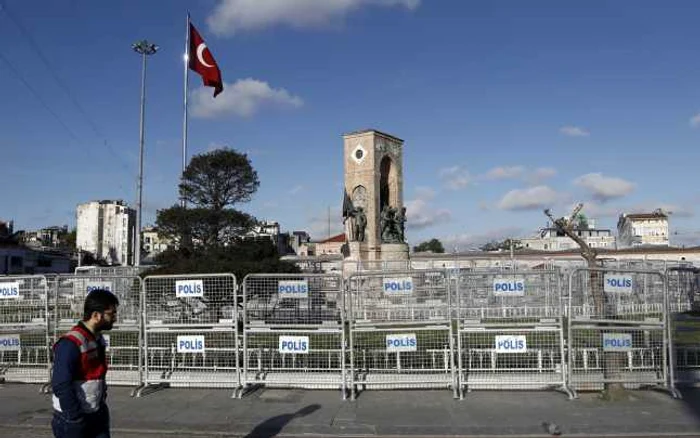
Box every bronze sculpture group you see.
[343,204,406,244]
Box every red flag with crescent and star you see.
[189,23,223,97]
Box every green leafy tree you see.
[156,149,260,248]
[574,212,589,230]
[479,238,523,252]
[180,148,260,210]
[413,238,445,253]
[151,148,298,278]
[63,228,77,249]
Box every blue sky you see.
[2,0,700,249]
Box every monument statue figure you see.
[343,208,357,241]
[396,206,407,242]
[342,190,357,241]
[379,205,408,243]
[354,207,367,242]
[380,205,401,243]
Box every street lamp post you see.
[132,40,158,267]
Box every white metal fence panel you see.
[0,276,50,385]
[347,270,455,399]
[241,273,345,398]
[666,266,700,386]
[53,274,142,387]
[568,268,678,397]
[454,270,570,398]
[139,274,238,396]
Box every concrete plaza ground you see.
[1,384,699,437]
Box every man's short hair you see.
[83,289,120,320]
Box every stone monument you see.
[342,129,409,265]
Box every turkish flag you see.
[189,23,223,97]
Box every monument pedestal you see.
[381,243,410,269]
[380,243,410,260]
[344,241,409,273]
[343,241,385,275]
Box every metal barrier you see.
[568,268,679,397]
[0,275,50,385]
[137,274,238,397]
[240,273,345,398]
[347,270,456,399]
[454,270,571,398]
[53,274,143,387]
[666,266,700,386]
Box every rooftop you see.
[623,212,669,220]
[343,129,404,143]
[318,233,346,244]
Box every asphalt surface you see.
[1,383,699,437]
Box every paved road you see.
[5,428,700,438]
[2,384,700,437]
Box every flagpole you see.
[181,12,190,208]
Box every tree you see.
[156,206,255,249]
[544,204,625,398]
[157,149,260,248]
[180,148,259,210]
[413,238,445,253]
[152,239,300,280]
[574,212,589,230]
[479,238,523,252]
[151,148,299,279]
[63,228,77,250]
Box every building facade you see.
[313,233,346,256]
[521,226,616,251]
[0,246,71,275]
[141,227,171,260]
[22,225,69,249]
[77,200,136,266]
[617,211,669,248]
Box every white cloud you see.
[690,113,700,128]
[413,186,437,200]
[527,167,557,184]
[498,185,560,211]
[574,173,635,202]
[190,78,303,118]
[477,165,557,185]
[439,165,471,190]
[574,202,620,219]
[484,166,525,180]
[405,198,451,230]
[559,125,590,137]
[208,0,420,35]
[404,187,450,231]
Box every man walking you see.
[51,289,119,438]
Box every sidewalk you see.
[1,384,699,437]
